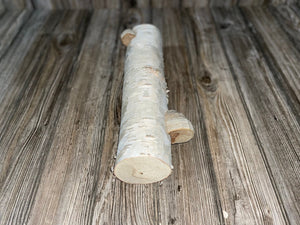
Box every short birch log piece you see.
[120,29,136,46]
[165,110,194,144]
[114,24,194,184]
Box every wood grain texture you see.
[185,7,288,224]
[242,6,300,121]
[0,10,92,225]
[211,6,300,224]
[0,6,299,225]
[154,8,223,225]
[0,10,31,59]
[268,4,300,53]
[0,0,297,9]
[26,10,118,225]
[0,10,32,103]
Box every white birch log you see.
[115,24,172,184]
[115,24,194,184]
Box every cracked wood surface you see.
[0,6,299,225]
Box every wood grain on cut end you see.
[169,129,194,144]
[120,29,136,46]
[114,156,172,184]
[165,110,194,144]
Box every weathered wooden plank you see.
[238,0,258,6]
[0,10,53,125]
[31,0,129,9]
[0,12,58,192]
[209,0,238,8]
[92,0,121,8]
[2,0,32,10]
[24,10,123,225]
[32,0,78,10]
[0,10,31,59]
[271,0,295,5]
[183,7,288,225]
[269,4,300,53]
[154,9,223,225]
[289,2,300,18]
[211,7,300,224]
[0,10,62,224]
[241,7,300,122]
[0,10,91,225]
[182,0,208,7]
[0,2,5,14]
[149,0,180,8]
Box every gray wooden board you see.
[211,6,300,224]
[186,7,289,225]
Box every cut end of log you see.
[165,110,194,144]
[120,29,136,46]
[169,129,194,144]
[114,156,172,184]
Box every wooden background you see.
[0,0,300,224]
[0,0,298,10]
